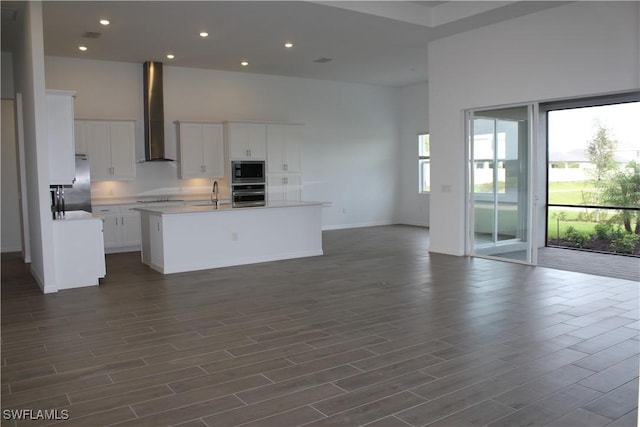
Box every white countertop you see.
[134,201,329,215]
[93,195,214,206]
[52,210,102,221]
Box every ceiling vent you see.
[82,31,102,39]
[313,57,333,63]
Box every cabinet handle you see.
[157,222,160,232]
[121,217,124,225]
[283,163,288,171]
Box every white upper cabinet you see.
[266,124,301,174]
[47,90,76,185]
[225,122,267,160]
[178,121,224,178]
[78,119,136,181]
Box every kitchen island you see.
[135,201,325,274]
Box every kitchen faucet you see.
[211,180,219,209]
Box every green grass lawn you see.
[548,181,597,205]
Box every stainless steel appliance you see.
[231,184,266,208]
[231,160,265,184]
[51,155,92,217]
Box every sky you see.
[548,102,640,162]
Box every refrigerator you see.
[62,154,92,213]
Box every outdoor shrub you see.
[594,222,626,241]
[612,233,639,254]
[564,226,590,248]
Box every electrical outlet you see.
[342,208,347,214]
[231,232,238,241]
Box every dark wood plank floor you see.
[1,225,638,426]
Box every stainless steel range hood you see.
[143,61,173,161]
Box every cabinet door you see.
[202,123,224,177]
[149,215,164,270]
[267,175,285,202]
[228,123,266,159]
[266,125,285,173]
[284,174,302,201]
[86,121,112,181]
[94,206,119,249]
[74,121,87,155]
[267,124,301,173]
[101,215,120,249]
[246,124,267,159]
[179,123,205,178]
[120,210,142,247]
[283,125,302,173]
[48,92,76,185]
[228,123,250,159]
[109,121,136,180]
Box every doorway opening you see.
[543,94,640,257]
[467,104,535,264]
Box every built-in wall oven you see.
[231,160,266,207]
[231,184,266,207]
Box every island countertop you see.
[134,200,329,215]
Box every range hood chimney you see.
[143,61,172,161]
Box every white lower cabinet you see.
[95,204,142,252]
[267,174,301,202]
[52,216,105,290]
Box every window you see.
[418,133,430,193]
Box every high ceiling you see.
[2,1,564,87]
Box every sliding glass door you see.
[467,105,535,264]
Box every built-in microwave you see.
[231,160,265,184]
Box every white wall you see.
[396,81,429,227]
[428,1,640,256]
[1,99,22,252]
[44,57,401,229]
[13,2,58,292]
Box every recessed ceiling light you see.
[284,42,294,48]
[241,61,249,67]
[166,54,175,59]
[99,19,110,26]
[78,45,88,51]
[199,31,209,38]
